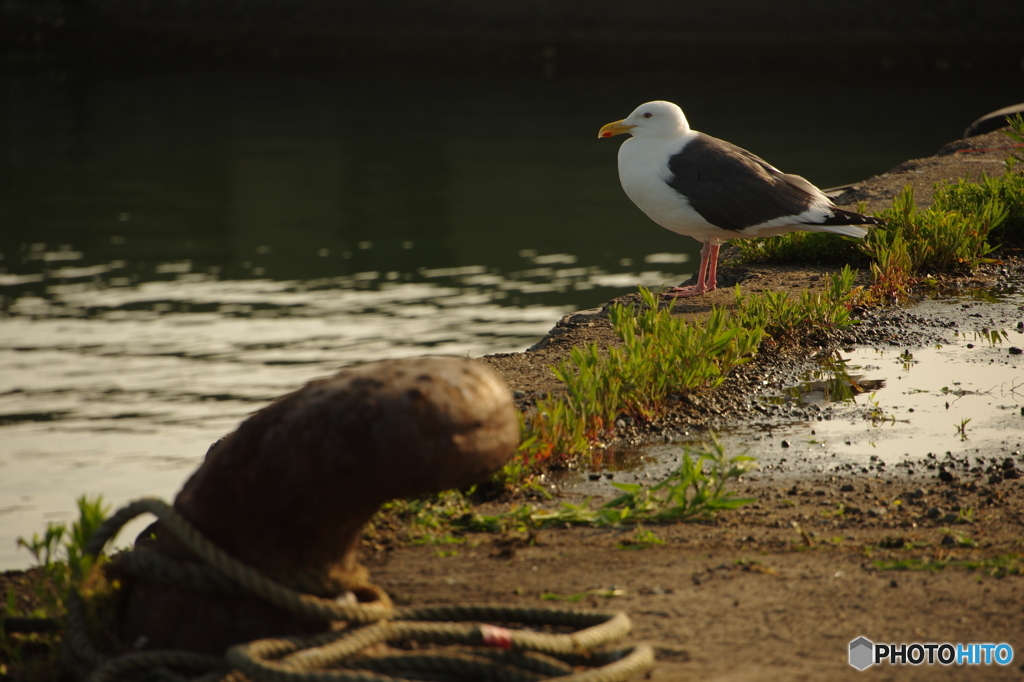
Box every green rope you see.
[67,498,655,682]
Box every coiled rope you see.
[64,498,655,682]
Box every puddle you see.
[561,293,1024,498]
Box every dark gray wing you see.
[665,134,817,231]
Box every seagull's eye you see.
[642,112,653,119]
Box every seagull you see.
[598,100,883,297]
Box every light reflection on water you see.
[0,260,696,567]
[747,321,1024,471]
[563,295,1024,497]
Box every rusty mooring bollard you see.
[116,356,519,653]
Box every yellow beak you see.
[598,120,635,139]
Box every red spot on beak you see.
[601,131,612,138]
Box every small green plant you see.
[13,495,110,617]
[943,528,977,545]
[737,165,1023,295]
[732,266,858,344]
[873,557,948,572]
[616,524,665,550]
[1004,113,1024,143]
[862,185,1004,277]
[955,417,971,440]
[15,525,66,570]
[934,158,1023,246]
[730,229,866,265]
[599,437,755,523]
[867,229,914,301]
[962,553,1024,578]
[1001,113,1024,162]
[515,272,861,470]
[366,489,476,545]
[864,392,894,425]
[518,287,763,466]
[374,438,755,547]
[5,496,111,681]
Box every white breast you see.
[617,135,739,244]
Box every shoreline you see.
[4,127,1024,682]
[480,127,1020,460]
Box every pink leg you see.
[662,241,721,298]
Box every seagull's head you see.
[598,101,691,140]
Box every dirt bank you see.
[373,129,1024,680]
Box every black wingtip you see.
[821,209,886,227]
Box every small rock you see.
[781,440,791,448]
[926,507,942,519]
[512,390,526,399]
[867,507,886,518]
[938,467,956,483]
[909,488,925,499]
[588,473,601,481]
[941,513,959,523]
[941,535,956,546]
[839,484,855,492]
[1010,347,1023,355]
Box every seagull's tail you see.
[805,208,885,239]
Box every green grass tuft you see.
[731,229,865,265]
[517,286,764,466]
[864,184,1005,274]
[931,159,1024,247]
[735,161,1024,299]
[513,269,858,469]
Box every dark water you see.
[4,68,1020,311]
[1,64,1021,567]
